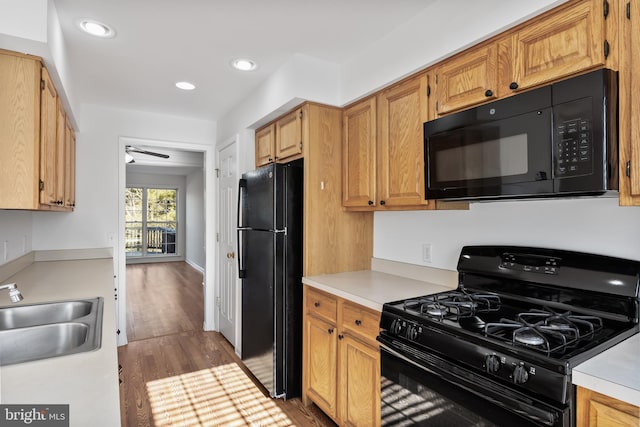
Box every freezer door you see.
[240,228,276,396]
[239,164,278,230]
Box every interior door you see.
[217,142,237,345]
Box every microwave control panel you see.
[555,118,592,177]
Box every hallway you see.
[118,262,333,426]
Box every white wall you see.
[375,198,640,271]
[0,211,33,264]
[32,104,215,275]
[186,168,205,270]
[340,0,566,103]
[126,171,187,262]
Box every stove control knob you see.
[513,363,529,385]
[390,319,403,335]
[407,324,420,341]
[485,354,501,374]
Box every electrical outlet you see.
[422,243,432,263]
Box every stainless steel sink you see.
[0,298,103,366]
[0,300,93,330]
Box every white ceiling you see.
[53,0,436,121]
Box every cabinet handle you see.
[314,301,320,307]
[509,82,519,90]
[338,334,344,340]
[485,89,493,97]
[380,200,386,206]
[328,328,334,334]
[368,200,373,206]
[355,319,362,326]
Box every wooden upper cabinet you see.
[435,43,498,115]
[509,0,605,92]
[275,108,303,161]
[618,0,640,206]
[342,97,377,208]
[0,50,41,209]
[255,123,275,167]
[0,49,76,211]
[254,108,304,168]
[377,73,430,208]
[39,66,59,208]
[64,118,76,208]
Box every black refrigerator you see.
[237,159,303,399]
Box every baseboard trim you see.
[185,259,205,273]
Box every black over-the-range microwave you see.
[424,68,618,201]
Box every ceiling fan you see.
[125,145,170,163]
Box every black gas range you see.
[378,246,640,427]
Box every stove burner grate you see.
[484,308,603,355]
[403,291,501,322]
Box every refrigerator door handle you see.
[237,178,247,278]
[237,228,246,278]
[237,178,247,229]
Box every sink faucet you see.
[0,283,23,303]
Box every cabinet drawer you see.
[341,302,380,343]
[306,288,337,323]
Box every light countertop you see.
[302,259,458,312]
[0,255,120,427]
[573,334,640,407]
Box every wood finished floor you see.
[120,262,335,427]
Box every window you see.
[126,187,178,258]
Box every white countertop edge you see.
[573,370,640,407]
[302,276,384,312]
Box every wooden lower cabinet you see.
[339,334,380,426]
[304,315,338,419]
[302,285,381,427]
[577,387,640,427]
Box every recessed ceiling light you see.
[231,59,257,71]
[176,81,196,91]
[78,19,116,38]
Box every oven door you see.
[379,342,570,427]
[425,108,553,200]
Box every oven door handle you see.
[378,340,561,427]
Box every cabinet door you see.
[339,335,380,427]
[0,51,40,209]
[342,97,377,208]
[64,119,76,209]
[304,315,338,419]
[275,108,303,161]
[435,43,498,115]
[39,66,59,207]
[510,0,605,92]
[377,73,430,207]
[619,0,640,205]
[54,99,66,207]
[577,387,640,427]
[255,123,275,167]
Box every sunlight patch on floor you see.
[146,363,294,426]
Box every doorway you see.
[117,136,216,346]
